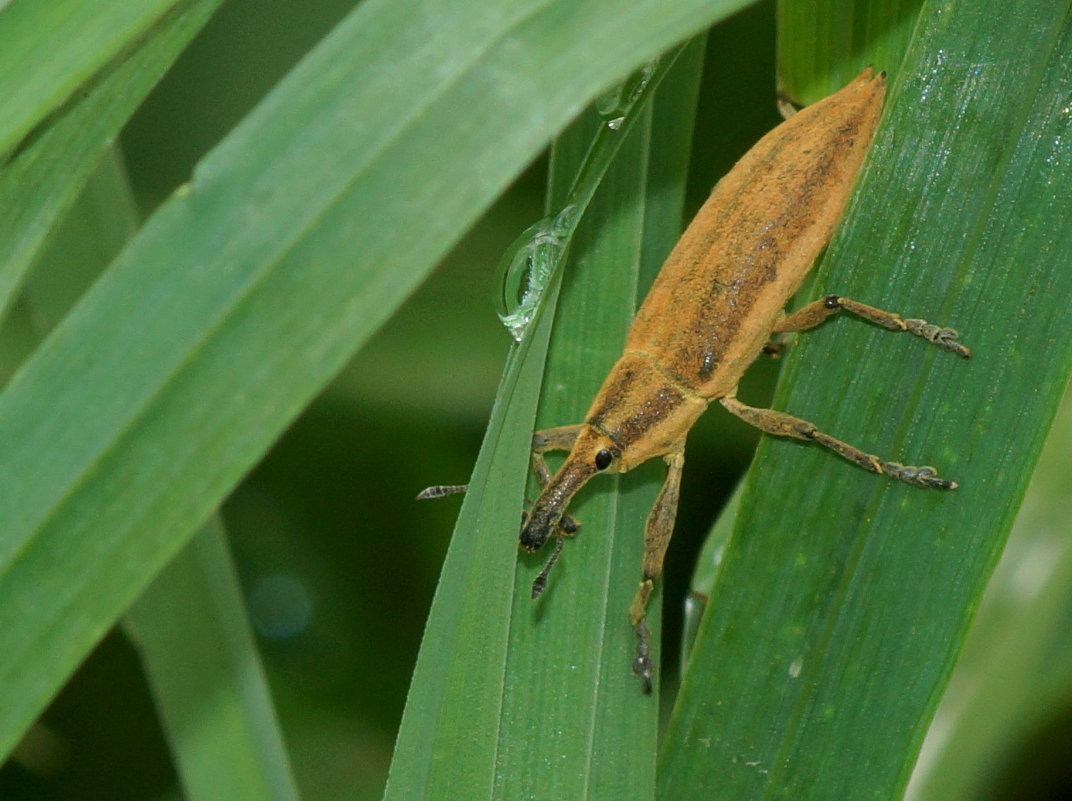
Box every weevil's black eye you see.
[594,449,613,471]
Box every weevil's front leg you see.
[629,449,685,694]
[530,425,582,488]
[775,295,972,358]
[720,395,957,489]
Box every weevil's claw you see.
[884,462,958,490]
[904,320,972,359]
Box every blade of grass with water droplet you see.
[0,0,753,765]
[660,2,1072,799]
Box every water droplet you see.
[496,206,577,341]
[595,57,661,124]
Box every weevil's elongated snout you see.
[519,457,598,552]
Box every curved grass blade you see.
[0,0,226,326]
[386,36,708,801]
[19,149,301,801]
[906,386,1072,800]
[0,0,754,765]
[126,519,302,801]
[0,0,198,158]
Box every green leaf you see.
[385,37,708,801]
[906,386,1072,800]
[126,519,301,801]
[0,0,754,765]
[0,0,199,158]
[18,149,300,801]
[660,1,1072,800]
[776,0,921,101]
[0,0,226,322]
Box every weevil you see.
[424,68,971,693]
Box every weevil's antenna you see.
[415,484,468,500]
[531,537,565,599]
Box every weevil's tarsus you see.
[720,396,958,489]
[776,295,973,359]
[416,484,468,500]
[531,537,565,599]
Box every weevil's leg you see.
[762,332,791,358]
[720,395,958,489]
[530,425,584,535]
[775,295,971,358]
[776,94,799,121]
[416,484,468,500]
[629,449,685,694]
[530,425,583,487]
[531,537,565,599]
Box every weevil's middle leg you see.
[720,395,957,489]
[629,449,685,694]
[775,295,972,358]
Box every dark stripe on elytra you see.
[586,371,687,449]
[688,118,863,382]
[699,117,862,310]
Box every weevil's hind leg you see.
[720,395,958,489]
[775,295,972,358]
[530,425,584,535]
[629,449,685,694]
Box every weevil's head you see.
[519,424,622,553]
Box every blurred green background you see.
[1,0,1070,799]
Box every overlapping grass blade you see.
[660,1,1072,799]
[0,0,200,157]
[0,0,226,323]
[126,520,302,801]
[20,149,300,801]
[385,37,708,801]
[906,387,1072,800]
[0,0,752,765]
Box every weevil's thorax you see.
[583,352,707,470]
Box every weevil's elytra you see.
[512,67,973,694]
